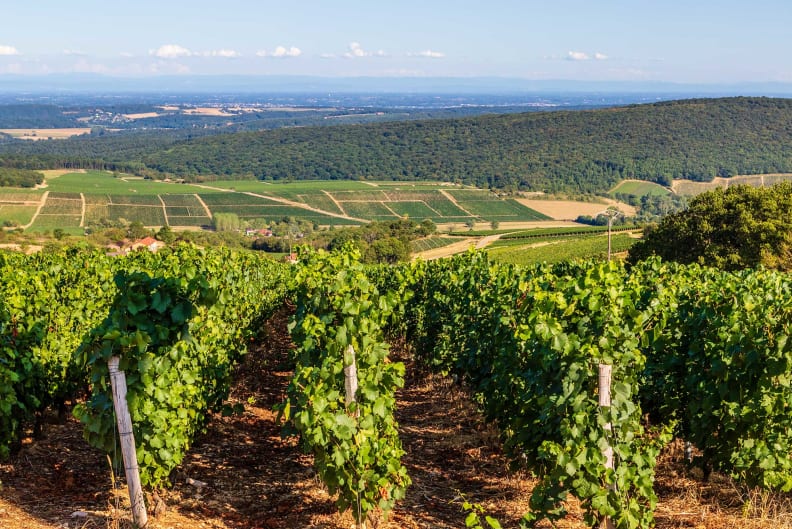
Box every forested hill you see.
[4,97,792,193]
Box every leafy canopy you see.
[628,183,792,270]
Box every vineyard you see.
[1,245,791,528]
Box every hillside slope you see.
[3,97,792,193]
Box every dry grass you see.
[122,112,161,120]
[515,198,637,220]
[182,108,235,117]
[0,129,92,140]
[40,169,87,178]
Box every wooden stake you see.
[343,345,365,528]
[599,364,615,529]
[344,345,359,413]
[108,356,148,528]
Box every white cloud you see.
[150,45,241,59]
[595,52,608,60]
[62,49,87,56]
[150,44,192,59]
[257,46,302,58]
[120,52,135,58]
[344,42,385,58]
[408,49,445,59]
[567,51,590,61]
[0,45,20,56]
[202,49,241,58]
[273,46,301,58]
[320,53,337,59]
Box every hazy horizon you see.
[3,73,792,98]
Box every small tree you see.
[127,221,148,240]
[213,213,241,232]
[628,183,792,271]
[156,225,176,244]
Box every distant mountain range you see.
[3,73,792,97]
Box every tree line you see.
[1,97,792,193]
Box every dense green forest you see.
[0,168,43,188]
[2,97,792,193]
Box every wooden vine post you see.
[344,344,359,413]
[108,356,148,528]
[599,364,615,529]
[343,345,365,528]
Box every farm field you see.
[0,128,92,140]
[0,172,556,229]
[515,197,637,219]
[410,236,461,253]
[0,205,38,226]
[487,232,639,264]
[610,179,672,196]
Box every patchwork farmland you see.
[0,171,552,230]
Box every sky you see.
[1,0,791,84]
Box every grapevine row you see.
[0,245,288,486]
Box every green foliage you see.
[4,97,792,193]
[125,97,792,192]
[74,246,288,487]
[403,252,671,528]
[0,244,287,484]
[488,233,638,265]
[0,168,44,188]
[462,501,503,529]
[636,260,792,491]
[0,248,117,456]
[279,245,410,523]
[212,212,242,232]
[629,183,792,270]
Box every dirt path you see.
[381,201,401,217]
[158,195,169,226]
[413,238,477,260]
[79,193,86,227]
[194,193,213,219]
[241,191,368,223]
[21,191,49,229]
[322,190,347,216]
[476,233,503,249]
[185,183,368,224]
[0,308,785,529]
[439,189,475,216]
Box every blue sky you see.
[0,0,790,83]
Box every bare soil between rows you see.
[0,308,788,528]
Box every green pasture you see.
[0,205,37,225]
[44,171,168,195]
[610,180,671,197]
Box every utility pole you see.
[601,208,623,261]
